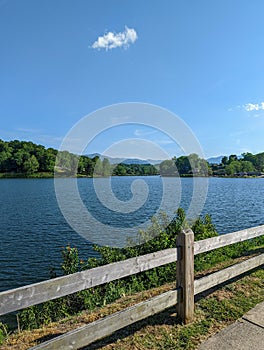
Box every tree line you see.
[78,155,158,177]
[0,139,57,175]
[159,152,264,177]
[211,152,264,176]
[1,139,264,177]
[0,139,158,177]
[159,154,210,176]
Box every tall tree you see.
[23,155,39,174]
[102,158,111,177]
[159,159,177,176]
[221,156,228,165]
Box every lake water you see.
[1,176,264,292]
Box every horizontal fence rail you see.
[194,224,264,255]
[0,224,263,350]
[194,253,264,295]
[0,248,177,316]
[1,225,263,316]
[30,290,178,350]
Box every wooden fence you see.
[0,225,264,349]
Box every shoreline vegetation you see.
[0,208,263,348]
[0,139,263,178]
[1,139,264,178]
[1,172,264,179]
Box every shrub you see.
[17,208,263,330]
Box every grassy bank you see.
[1,256,263,349]
[0,172,54,178]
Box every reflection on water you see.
[0,177,264,291]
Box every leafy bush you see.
[17,208,264,330]
[0,322,8,345]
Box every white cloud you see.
[92,26,138,50]
[243,102,264,112]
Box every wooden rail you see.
[0,225,263,349]
[30,290,178,350]
[194,224,264,255]
[0,248,177,316]
[194,253,264,295]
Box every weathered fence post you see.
[176,229,194,324]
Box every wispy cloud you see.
[13,127,63,148]
[91,26,138,51]
[16,127,42,134]
[134,129,157,137]
[229,102,264,116]
[243,102,264,112]
[133,129,174,145]
[156,139,174,145]
[103,139,169,160]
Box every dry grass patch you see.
[1,256,263,350]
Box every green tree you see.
[228,154,238,164]
[102,158,111,177]
[221,156,228,165]
[255,152,264,171]
[159,159,177,176]
[240,160,255,172]
[23,155,39,174]
[33,145,46,171]
[56,151,72,172]
[93,158,103,176]
[113,164,127,176]
[77,156,94,176]
[197,158,210,176]
[0,140,12,172]
[225,160,241,175]
[242,152,255,164]
[78,156,86,174]
[44,148,57,172]
[175,156,191,175]
[14,149,30,172]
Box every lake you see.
[1,176,264,292]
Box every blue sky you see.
[1,0,264,159]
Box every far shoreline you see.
[1,172,264,179]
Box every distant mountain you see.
[87,153,235,165]
[207,155,225,164]
[86,153,164,165]
[87,153,102,159]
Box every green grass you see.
[0,172,54,178]
[1,264,263,349]
[85,268,264,350]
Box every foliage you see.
[160,154,210,176]
[0,139,57,176]
[159,159,178,176]
[0,139,158,177]
[17,208,264,330]
[0,322,8,345]
[212,151,264,176]
[2,138,264,177]
[112,163,158,176]
[159,151,264,177]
